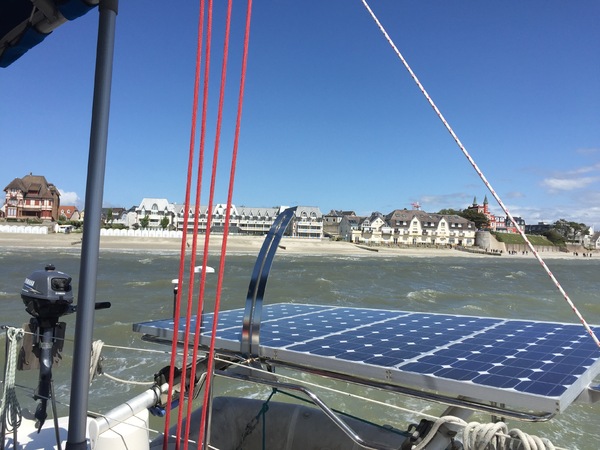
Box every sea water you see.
[1,247,599,448]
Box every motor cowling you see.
[21,264,74,319]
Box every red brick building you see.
[3,173,60,221]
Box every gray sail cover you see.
[0,0,98,68]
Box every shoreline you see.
[0,232,591,260]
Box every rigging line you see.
[182,0,215,437]
[164,1,208,449]
[199,1,253,449]
[361,0,600,348]
[185,0,233,446]
[175,0,215,448]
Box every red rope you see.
[174,0,214,448]
[162,1,206,449]
[196,0,253,448]
[182,0,229,445]
[162,0,253,447]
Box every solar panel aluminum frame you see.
[133,303,600,416]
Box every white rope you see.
[462,421,509,449]
[90,340,154,386]
[411,416,559,450]
[1,327,25,432]
[90,340,104,382]
[102,372,154,387]
[360,0,600,348]
[409,415,557,450]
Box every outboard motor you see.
[21,264,74,432]
[22,264,74,321]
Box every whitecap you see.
[505,270,527,279]
[316,277,332,283]
[125,281,152,287]
[406,289,442,302]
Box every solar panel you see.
[133,303,600,414]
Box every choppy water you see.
[1,247,599,448]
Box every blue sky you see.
[1,1,599,228]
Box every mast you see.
[65,1,118,448]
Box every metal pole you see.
[66,1,118,448]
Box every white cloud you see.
[59,190,82,207]
[541,176,598,192]
[504,191,524,199]
[576,148,600,156]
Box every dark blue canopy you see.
[0,0,98,67]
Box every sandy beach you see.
[0,231,589,260]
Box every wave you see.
[125,280,152,287]
[316,277,332,284]
[138,258,154,264]
[406,289,442,302]
[505,270,527,279]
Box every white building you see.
[292,206,323,239]
[351,209,476,246]
[136,198,176,229]
[137,200,323,238]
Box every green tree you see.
[437,208,462,216]
[459,209,489,229]
[543,229,566,246]
[139,215,150,229]
[553,219,589,242]
[107,208,113,224]
[160,216,170,230]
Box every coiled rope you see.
[1,327,25,433]
[410,416,556,450]
[361,0,600,348]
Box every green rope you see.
[261,388,277,450]
[236,388,278,450]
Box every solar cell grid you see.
[133,303,600,414]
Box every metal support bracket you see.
[240,207,297,356]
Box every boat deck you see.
[133,303,600,415]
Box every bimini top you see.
[0,0,98,68]
[134,303,600,417]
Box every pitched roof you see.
[4,174,59,199]
[59,205,79,219]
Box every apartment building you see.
[142,200,323,238]
[345,209,476,246]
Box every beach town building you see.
[525,222,553,235]
[59,205,81,221]
[101,207,127,225]
[342,209,476,247]
[291,206,323,239]
[323,210,356,238]
[140,199,323,238]
[385,209,476,247]
[589,231,600,250]
[467,195,497,231]
[136,198,176,230]
[496,216,526,234]
[3,173,60,221]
